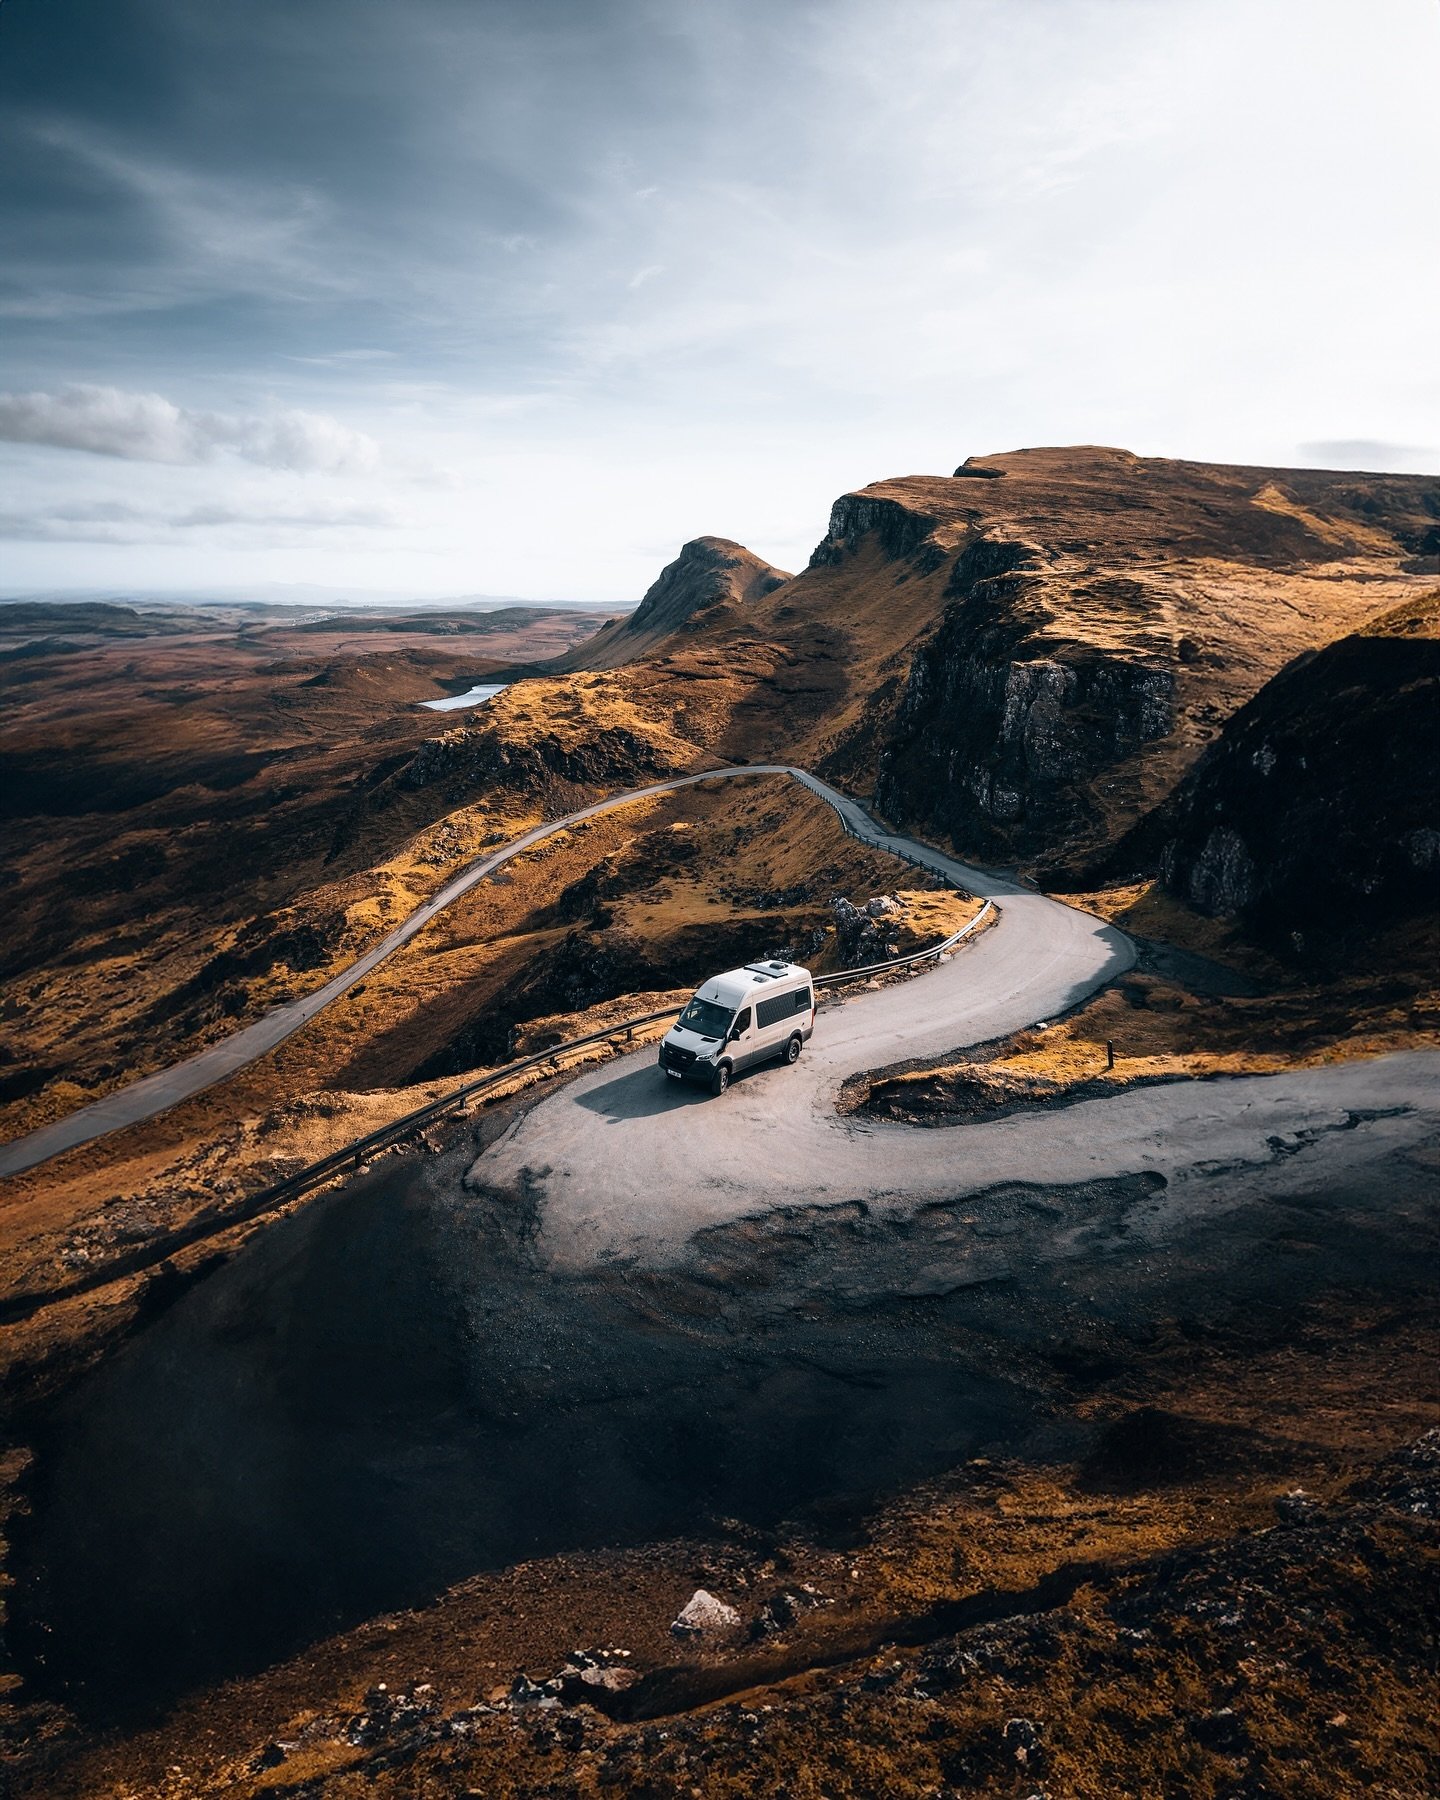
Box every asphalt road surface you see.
[0,763,971,1177]
[470,893,1439,1271]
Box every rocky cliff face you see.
[551,536,790,671]
[1149,591,1440,961]
[810,493,949,571]
[774,449,1439,869]
[406,449,1437,876]
[865,533,1175,859]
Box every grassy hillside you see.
[539,447,1436,871]
[547,536,790,671]
[4,448,1433,1144]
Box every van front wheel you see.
[710,1062,731,1096]
[785,1034,803,1065]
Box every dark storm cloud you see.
[0,0,731,376]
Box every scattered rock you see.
[671,1588,742,1636]
[341,1680,439,1746]
[555,1647,638,1699]
[1004,1716,1042,1762]
[861,1659,906,1692]
[507,1672,562,1710]
[1274,1486,1320,1524]
[750,1583,831,1638]
[832,894,910,965]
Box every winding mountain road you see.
[6,761,1437,1264]
[0,763,1102,1178]
[470,864,1438,1272]
[22,775,1439,1710]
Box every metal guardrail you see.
[816,898,993,985]
[0,797,993,1328]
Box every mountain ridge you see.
[541,446,1438,872]
[548,534,791,672]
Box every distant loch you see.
[421,682,508,712]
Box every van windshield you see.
[677,997,733,1039]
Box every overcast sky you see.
[2,0,1437,601]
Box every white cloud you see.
[0,496,399,542]
[4,0,1438,599]
[0,385,380,472]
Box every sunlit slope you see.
[548,535,791,671]
[565,447,1437,871]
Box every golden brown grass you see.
[1068,879,1285,978]
[0,792,544,1143]
[0,777,956,1321]
[18,1309,1435,1800]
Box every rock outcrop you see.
[810,493,947,569]
[871,533,1175,859]
[1150,590,1440,960]
[767,448,1438,868]
[670,1588,742,1637]
[551,536,791,671]
[831,893,902,964]
[400,720,669,799]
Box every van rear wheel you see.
[785,1034,803,1065]
[710,1062,731,1096]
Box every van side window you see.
[733,1007,752,1033]
[794,987,812,1012]
[756,993,794,1029]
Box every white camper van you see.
[659,961,815,1095]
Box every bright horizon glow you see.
[2,0,1437,602]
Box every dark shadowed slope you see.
[1145,588,1440,960]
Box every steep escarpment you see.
[721,447,1438,868]
[868,533,1175,861]
[550,536,791,671]
[399,449,1434,876]
[1148,590,1440,963]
